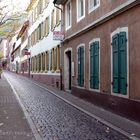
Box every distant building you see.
[18,21,30,76]
[10,34,21,73]
[27,0,62,88]
[0,39,10,69]
[53,0,140,122]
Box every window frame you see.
[77,44,85,88]
[76,0,85,22]
[65,0,72,30]
[88,0,100,13]
[111,27,129,98]
[89,38,100,92]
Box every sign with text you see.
[53,31,64,41]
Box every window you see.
[31,12,34,24]
[38,0,42,14]
[42,53,45,71]
[47,51,50,70]
[56,8,60,26]
[37,27,39,41]
[65,0,71,30]
[51,9,55,30]
[90,41,100,90]
[36,56,38,71]
[77,0,85,22]
[88,0,100,13]
[39,24,41,40]
[45,51,48,71]
[45,17,49,35]
[112,32,127,95]
[35,29,37,44]
[77,46,84,87]
[36,6,38,19]
[39,54,41,71]
[41,22,44,38]
[54,48,56,71]
[45,0,49,7]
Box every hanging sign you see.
[53,31,64,41]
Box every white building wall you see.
[28,0,61,57]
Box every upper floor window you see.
[77,0,85,22]
[65,0,71,30]
[45,0,49,7]
[51,9,55,31]
[88,0,100,13]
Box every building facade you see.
[9,20,28,74]
[10,35,22,73]
[0,38,12,69]
[27,0,62,88]
[54,0,140,122]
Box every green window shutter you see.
[90,42,99,89]
[81,47,84,87]
[112,34,119,93]
[77,47,84,87]
[90,44,94,88]
[78,48,81,86]
[119,32,127,95]
[94,41,99,89]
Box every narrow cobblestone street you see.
[2,71,132,140]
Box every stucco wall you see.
[62,5,140,100]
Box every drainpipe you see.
[53,1,63,12]
[54,4,63,12]
[53,2,63,90]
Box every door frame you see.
[111,27,129,98]
[64,48,72,90]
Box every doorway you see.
[64,50,72,90]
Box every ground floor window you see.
[77,46,84,87]
[31,45,61,73]
[90,41,99,90]
[112,32,127,95]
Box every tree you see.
[0,2,28,39]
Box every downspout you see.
[53,3,63,12]
[53,2,63,90]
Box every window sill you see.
[77,15,85,23]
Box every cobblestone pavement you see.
[4,72,131,140]
[0,73,35,140]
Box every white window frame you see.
[111,27,129,98]
[77,0,85,22]
[88,0,100,13]
[65,0,72,30]
[89,38,100,92]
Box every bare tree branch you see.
[0,11,10,25]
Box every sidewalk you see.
[0,73,35,140]
[30,77,140,140]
